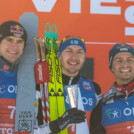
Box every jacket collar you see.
[0,56,18,72]
[102,80,134,104]
[62,73,80,85]
[114,80,134,96]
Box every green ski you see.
[51,24,68,134]
[45,23,58,122]
[45,23,68,134]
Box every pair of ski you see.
[34,23,68,134]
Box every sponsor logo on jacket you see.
[106,107,134,119]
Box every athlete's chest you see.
[0,70,17,99]
[63,80,96,111]
[102,95,134,127]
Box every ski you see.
[45,23,68,134]
[34,38,50,124]
[51,24,68,134]
[15,12,38,134]
[45,23,59,122]
[33,23,68,134]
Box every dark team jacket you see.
[90,80,134,134]
[38,73,102,132]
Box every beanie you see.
[109,43,134,70]
[58,35,86,57]
[0,20,27,44]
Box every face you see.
[111,52,134,85]
[0,36,25,64]
[59,45,86,77]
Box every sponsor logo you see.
[70,39,79,45]
[3,65,9,71]
[10,25,24,37]
[18,119,32,132]
[66,96,93,106]
[8,85,17,93]
[37,64,43,81]
[0,85,17,94]
[106,108,121,119]
[83,81,91,90]
[18,111,33,132]
[0,85,5,93]
[106,107,134,120]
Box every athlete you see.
[0,20,27,134]
[90,43,134,134]
[0,21,86,134]
[35,35,102,134]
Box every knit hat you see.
[58,35,86,57]
[109,43,134,70]
[0,20,27,44]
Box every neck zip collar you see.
[62,73,80,85]
[114,80,134,97]
[0,56,18,72]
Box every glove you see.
[49,108,86,134]
[34,125,51,134]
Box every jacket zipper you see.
[124,86,129,105]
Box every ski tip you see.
[52,24,57,35]
[45,23,51,34]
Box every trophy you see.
[65,85,79,108]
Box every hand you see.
[49,108,86,133]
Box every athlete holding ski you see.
[0,20,27,134]
[35,35,103,134]
[0,21,86,134]
[58,35,102,134]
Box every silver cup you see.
[65,85,78,108]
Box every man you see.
[0,21,86,134]
[0,20,27,134]
[90,43,134,134]
[35,35,102,134]
[58,35,102,134]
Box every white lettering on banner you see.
[90,0,121,14]
[32,0,134,36]
[125,27,134,36]
[65,96,93,106]
[125,6,134,36]
[70,0,81,13]
[124,108,134,116]
[8,85,17,93]
[32,0,121,14]
[107,107,134,120]
[0,128,13,134]
[32,0,57,12]
[82,97,93,106]
[125,6,134,24]
[8,106,16,119]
